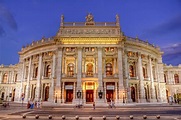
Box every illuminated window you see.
[91,47,95,52]
[129,65,135,77]
[86,63,93,76]
[106,63,113,76]
[174,74,179,83]
[2,73,8,83]
[67,63,74,77]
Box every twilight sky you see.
[0,0,181,66]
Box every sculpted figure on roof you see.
[86,13,94,22]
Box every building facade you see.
[0,14,180,105]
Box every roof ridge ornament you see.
[85,13,95,25]
[116,14,120,26]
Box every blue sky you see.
[0,0,181,66]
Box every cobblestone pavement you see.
[0,102,181,120]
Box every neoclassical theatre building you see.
[0,14,181,105]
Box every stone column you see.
[19,61,25,101]
[36,53,43,101]
[56,47,63,103]
[98,47,103,91]
[73,47,82,104]
[124,50,131,102]
[49,53,56,102]
[77,47,82,91]
[74,57,77,77]
[62,82,65,103]
[117,47,125,104]
[104,82,107,102]
[115,82,118,101]
[73,82,76,99]
[148,56,156,102]
[113,58,116,75]
[25,57,32,101]
[137,52,146,103]
[95,47,104,104]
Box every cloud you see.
[161,43,181,65]
[0,3,18,36]
[142,15,181,38]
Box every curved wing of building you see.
[0,14,181,105]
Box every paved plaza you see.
[0,102,181,120]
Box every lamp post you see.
[55,92,57,103]
[98,90,103,99]
[77,90,81,106]
[123,91,125,103]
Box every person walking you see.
[93,102,95,110]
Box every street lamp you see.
[123,91,125,103]
[55,92,57,103]
[98,90,103,99]
[77,90,81,107]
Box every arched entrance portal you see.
[131,86,136,102]
[86,90,94,102]
[45,86,49,101]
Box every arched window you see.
[164,74,167,83]
[67,63,74,77]
[129,65,135,77]
[2,73,8,83]
[174,74,179,83]
[106,63,113,76]
[86,63,93,76]
[142,67,146,78]
[45,65,51,77]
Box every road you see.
[1,103,181,120]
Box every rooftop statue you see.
[85,13,94,22]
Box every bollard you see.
[48,115,52,119]
[130,115,134,119]
[35,115,39,119]
[103,115,106,120]
[116,115,120,120]
[156,115,160,119]
[22,114,26,119]
[62,115,66,120]
[143,115,147,119]
[89,116,93,120]
[75,115,79,120]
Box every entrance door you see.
[106,90,113,102]
[66,90,73,102]
[131,86,136,102]
[86,90,94,102]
